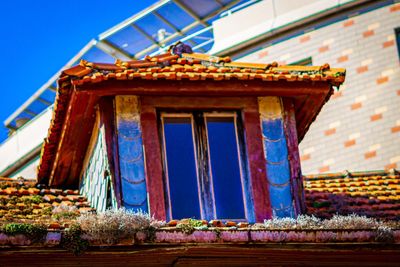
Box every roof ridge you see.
[304,169,399,180]
[60,43,345,86]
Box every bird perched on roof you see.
[169,41,193,57]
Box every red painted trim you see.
[295,85,332,142]
[78,80,329,97]
[50,92,99,187]
[99,97,122,208]
[140,103,167,220]
[243,108,272,221]
[283,98,306,215]
[141,96,271,222]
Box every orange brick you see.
[343,20,354,27]
[301,154,311,161]
[391,125,400,133]
[356,65,368,74]
[385,163,397,170]
[376,76,389,85]
[331,91,343,99]
[299,35,311,43]
[363,30,374,38]
[397,90,400,96]
[370,113,383,121]
[351,102,362,110]
[319,166,330,173]
[389,5,400,12]
[344,139,356,147]
[318,45,329,53]
[258,50,268,59]
[364,151,377,159]
[337,55,349,63]
[383,40,395,48]
[324,128,336,136]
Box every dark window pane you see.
[206,116,245,219]
[163,117,201,219]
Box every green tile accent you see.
[80,126,117,212]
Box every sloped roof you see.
[0,177,93,225]
[304,170,400,220]
[62,51,345,86]
[37,45,345,185]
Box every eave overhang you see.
[37,50,345,187]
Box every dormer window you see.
[160,111,250,221]
[38,47,345,223]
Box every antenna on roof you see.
[157,29,172,48]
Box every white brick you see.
[279,53,291,61]
[387,34,395,41]
[381,69,394,76]
[361,58,373,66]
[349,132,361,139]
[303,147,315,154]
[390,156,400,164]
[375,106,388,113]
[323,158,335,165]
[323,38,335,45]
[329,121,341,128]
[369,144,381,151]
[355,95,367,102]
[367,22,380,30]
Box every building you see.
[1,49,400,266]
[1,0,399,179]
[35,47,344,221]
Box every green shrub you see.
[176,219,206,234]
[61,224,89,255]
[2,223,47,243]
[53,211,79,221]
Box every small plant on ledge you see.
[1,223,47,243]
[76,208,164,245]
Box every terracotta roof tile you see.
[60,49,345,87]
[304,170,400,220]
[0,177,92,226]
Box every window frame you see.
[158,110,250,221]
[140,96,271,222]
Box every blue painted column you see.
[115,96,148,212]
[259,97,295,218]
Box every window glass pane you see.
[206,116,245,219]
[163,117,201,219]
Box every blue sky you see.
[0,0,155,142]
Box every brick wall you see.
[239,3,400,174]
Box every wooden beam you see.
[77,80,330,97]
[283,98,306,215]
[243,106,272,221]
[99,97,123,208]
[295,85,332,142]
[50,92,99,187]
[140,101,167,220]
